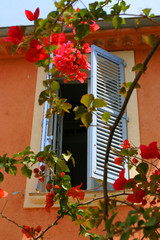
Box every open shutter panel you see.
[90,45,128,184]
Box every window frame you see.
[24,50,140,208]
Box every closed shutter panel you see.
[90,45,128,184]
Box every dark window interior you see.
[60,83,87,189]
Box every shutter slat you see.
[90,45,127,184]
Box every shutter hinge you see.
[123,61,127,67]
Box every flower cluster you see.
[22,225,41,238]
[67,183,85,200]
[33,164,46,183]
[53,40,91,83]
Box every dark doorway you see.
[60,83,87,189]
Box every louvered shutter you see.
[90,45,128,184]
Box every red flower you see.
[45,191,55,212]
[127,187,146,204]
[120,139,130,149]
[132,158,138,164]
[4,26,23,45]
[59,172,65,177]
[25,39,48,63]
[54,185,60,190]
[46,183,52,191]
[152,169,160,176]
[37,156,44,162]
[90,21,100,32]
[82,43,92,53]
[40,165,45,171]
[76,72,87,83]
[25,8,39,21]
[67,183,85,200]
[22,225,33,238]
[38,176,44,183]
[0,188,8,198]
[33,168,39,173]
[35,225,41,233]
[114,157,123,166]
[140,141,159,159]
[45,33,66,46]
[113,169,128,191]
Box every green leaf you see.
[0,172,4,182]
[80,94,94,108]
[132,63,145,72]
[102,112,110,123]
[81,112,92,128]
[50,80,60,92]
[143,34,155,48]
[76,24,90,39]
[112,16,122,29]
[138,219,144,227]
[120,232,129,240]
[142,8,151,16]
[128,149,138,156]
[61,151,72,161]
[74,105,87,120]
[92,98,107,108]
[39,90,49,105]
[144,217,156,227]
[105,212,117,232]
[62,102,72,113]
[9,166,17,176]
[21,165,32,178]
[136,162,148,176]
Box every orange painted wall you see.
[0,26,160,240]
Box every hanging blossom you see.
[127,187,146,204]
[45,191,55,212]
[4,26,23,45]
[53,40,91,83]
[140,141,160,159]
[113,169,135,191]
[25,39,48,63]
[22,225,41,238]
[67,183,85,200]
[25,8,40,21]
[120,139,130,149]
[0,188,8,198]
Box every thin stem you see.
[103,37,160,219]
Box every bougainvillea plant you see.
[1,0,160,239]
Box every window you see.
[40,45,128,190]
[24,49,140,208]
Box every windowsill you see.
[24,190,131,208]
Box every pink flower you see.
[4,26,23,45]
[90,21,100,32]
[82,43,92,53]
[45,33,66,46]
[25,8,40,21]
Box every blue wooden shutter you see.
[90,45,128,184]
